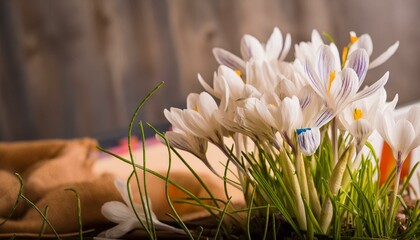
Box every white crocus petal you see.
[165,131,207,161]
[346,49,369,85]
[102,219,141,239]
[353,71,389,102]
[102,201,138,224]
[197,92,218,120]
[313,108,334,127]
[265,27,282,60]
[348,119,373,144]
[349,34,373,56]
[114,178,132,206]
[311,29,324,47]
[329,43,341,72]
[297,128,321,156]
[328,68,359,111]
[315,45,337,88]
[369,41,399,69]
[241,34,265,61]
[197,74,219,98]
[269,96,303,137]
[218,65,245,100]
[279,33,291,61]
[212,48,245,72]
[164,108,189,132]
[393,119,415,161]
[304,60,325,99]
[276,78,297,99]
[377,109,395,150]
[406,106,420,132]
[100,179,185,239]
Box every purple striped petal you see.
[347,49,369,85]
[353,71,389,102]
[213,48,245,71]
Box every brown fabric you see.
[0,138,230,236]
[0,138,121,234]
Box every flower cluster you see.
[162,27,420,237]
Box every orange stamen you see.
[234,69,242,77]
[327,71,336,95]
[350,33,359,44]
[353,108,363,120]
[342,46,349,64]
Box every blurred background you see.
[1,0,419,146]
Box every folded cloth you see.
[0,138,122,236]
[0,138,234,238]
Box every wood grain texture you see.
[0,0,419,142]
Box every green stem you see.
[388,157,402,228]
[332,118,338,166]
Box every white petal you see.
[353,71,389,102]
[186,93,199,110]
[369,41,399,69]
[406,106,420,133]
[103,219,141,239]
[212,48,245,71]
[349,34,373,56]
[311,29,324,46]
[303,60,325,98]
[265,27,282,60]
[315,45,337,86]
[349,119,373,143]
[198,92,218,119]
[346,49,369,85]
[197,74,218,98]
[376,108,396,149]
[113,179,131,206]
[279,33,292,61]
[166,131,207,160]
[393,119,415,161]
[329,68,359,111]
[101,201,137,223]
[241,35,265,61]
[297,128,321,156]
[313,108,334,127]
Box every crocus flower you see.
[347,31,399,69]
[339,88,388,149]
[304,45,389,114]
[164,92,225,146]
[213,27,291,73]
[99,179,183,239]
[377,105,420,163]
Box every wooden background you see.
[1,0,419,144]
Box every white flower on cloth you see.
[304,45,389,113]
[212,27,291,73]
[98,179,183,239]
[377,105,420,163]
[347,31,399,69]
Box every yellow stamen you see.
[350,34,359,44]
[194,105,199,112]
[353,108,363,120]
[234,69,242,77]
[327,71,336,95]
[342,46,349,64]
